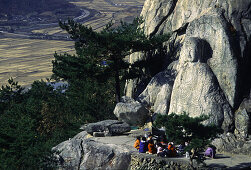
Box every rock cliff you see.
[123,0,251,134]
[53,129,135,170]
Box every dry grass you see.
[70,0,144,30]
[0,38,74,86]
[32,27,65,35]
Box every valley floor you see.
[0,0,145,86]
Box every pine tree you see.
[0,80,81,169]
[53,18,170,102]
[154,112,223,165]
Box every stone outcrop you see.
[52,131,89,169]
[234,108,249,140]
[80,139,132,170]
[138,70,175,115]
[234,96,251,140]
[130,153,194,170]
[140,0,251,60]
[114,96,150,126]
[169,34,235,131]
[212,133,251,156]
[54,130,251,169]
[53,131,134,170]
[240,97,251,113]
[140,0,177,35]
[169,62,233,131]
[83,120,131,136]
[123,0,251,134]
[181,9,238,108]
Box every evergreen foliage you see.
[0,80,81,169]
[64,78,117,123]
[0,79,116,168]
[154,112,223,163]
[53,18,170,102]
[0,78,25,114]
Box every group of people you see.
[133,134,181,158]
[133,134,216,159]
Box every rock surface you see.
[122,1,251,157]
[138,70,175,115]
[52,131,89,169]
[53,132,135,170]
[124,0,251,134]
[140,0,251,59]
[114,96,150,126]
[168,35,235,131]
[239,96,251,113]
[109,122,132,135]
[130,153,193,170]
[169,62,233,131]
[234,108,250,140]
[212,133,251,156]
[140,0,176,35]
[80,139,132,170]
[181,9,238,108]
[83,120,131,136]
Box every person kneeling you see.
[204,146,216,158]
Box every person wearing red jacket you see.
[167,142,177,157]
[148,139,157,154]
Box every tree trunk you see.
[189,148,198,168]
[114,60,121,103]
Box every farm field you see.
[0,38,74,86]
[70,0,144,30]
[0,0,145,86]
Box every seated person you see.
[156,143,165,157]
[204,146,216,158]
[134,136,140,150]
[145,132,150,139]
[139,137,148,153]
[157,143,171,157]
[177,142,185,155]
[147,133,153,141]
[147,139,157,154]
[160,136,168,147]
[167,142,177,157]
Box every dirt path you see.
[205,153,251,169]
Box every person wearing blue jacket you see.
[139,137,148,153]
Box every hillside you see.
[0,0,78,15]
